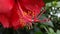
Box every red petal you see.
[0,0,14,13]
[10,5,21,29]
[0,15,9,28]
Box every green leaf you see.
[39,14,54,27]
[46,1,60,7]
[56,1,60,7]
[48,28,56,34]
[35,31,43,34]
[43,21,54,27]
[49,28,54,33]
[44,0,60,3]
[56,30,60,34]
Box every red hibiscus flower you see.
[0,0,45,30]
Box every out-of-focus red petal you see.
[0,0,14,13]
[0,15,9,28]
[10,5,20,29]
[0,0,14,28]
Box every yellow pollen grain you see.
[19,18,26,26]
[28,11,34,17]
[23,12,27,16]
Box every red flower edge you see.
[0,0,46,30]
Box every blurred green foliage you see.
[43,0,60,3]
